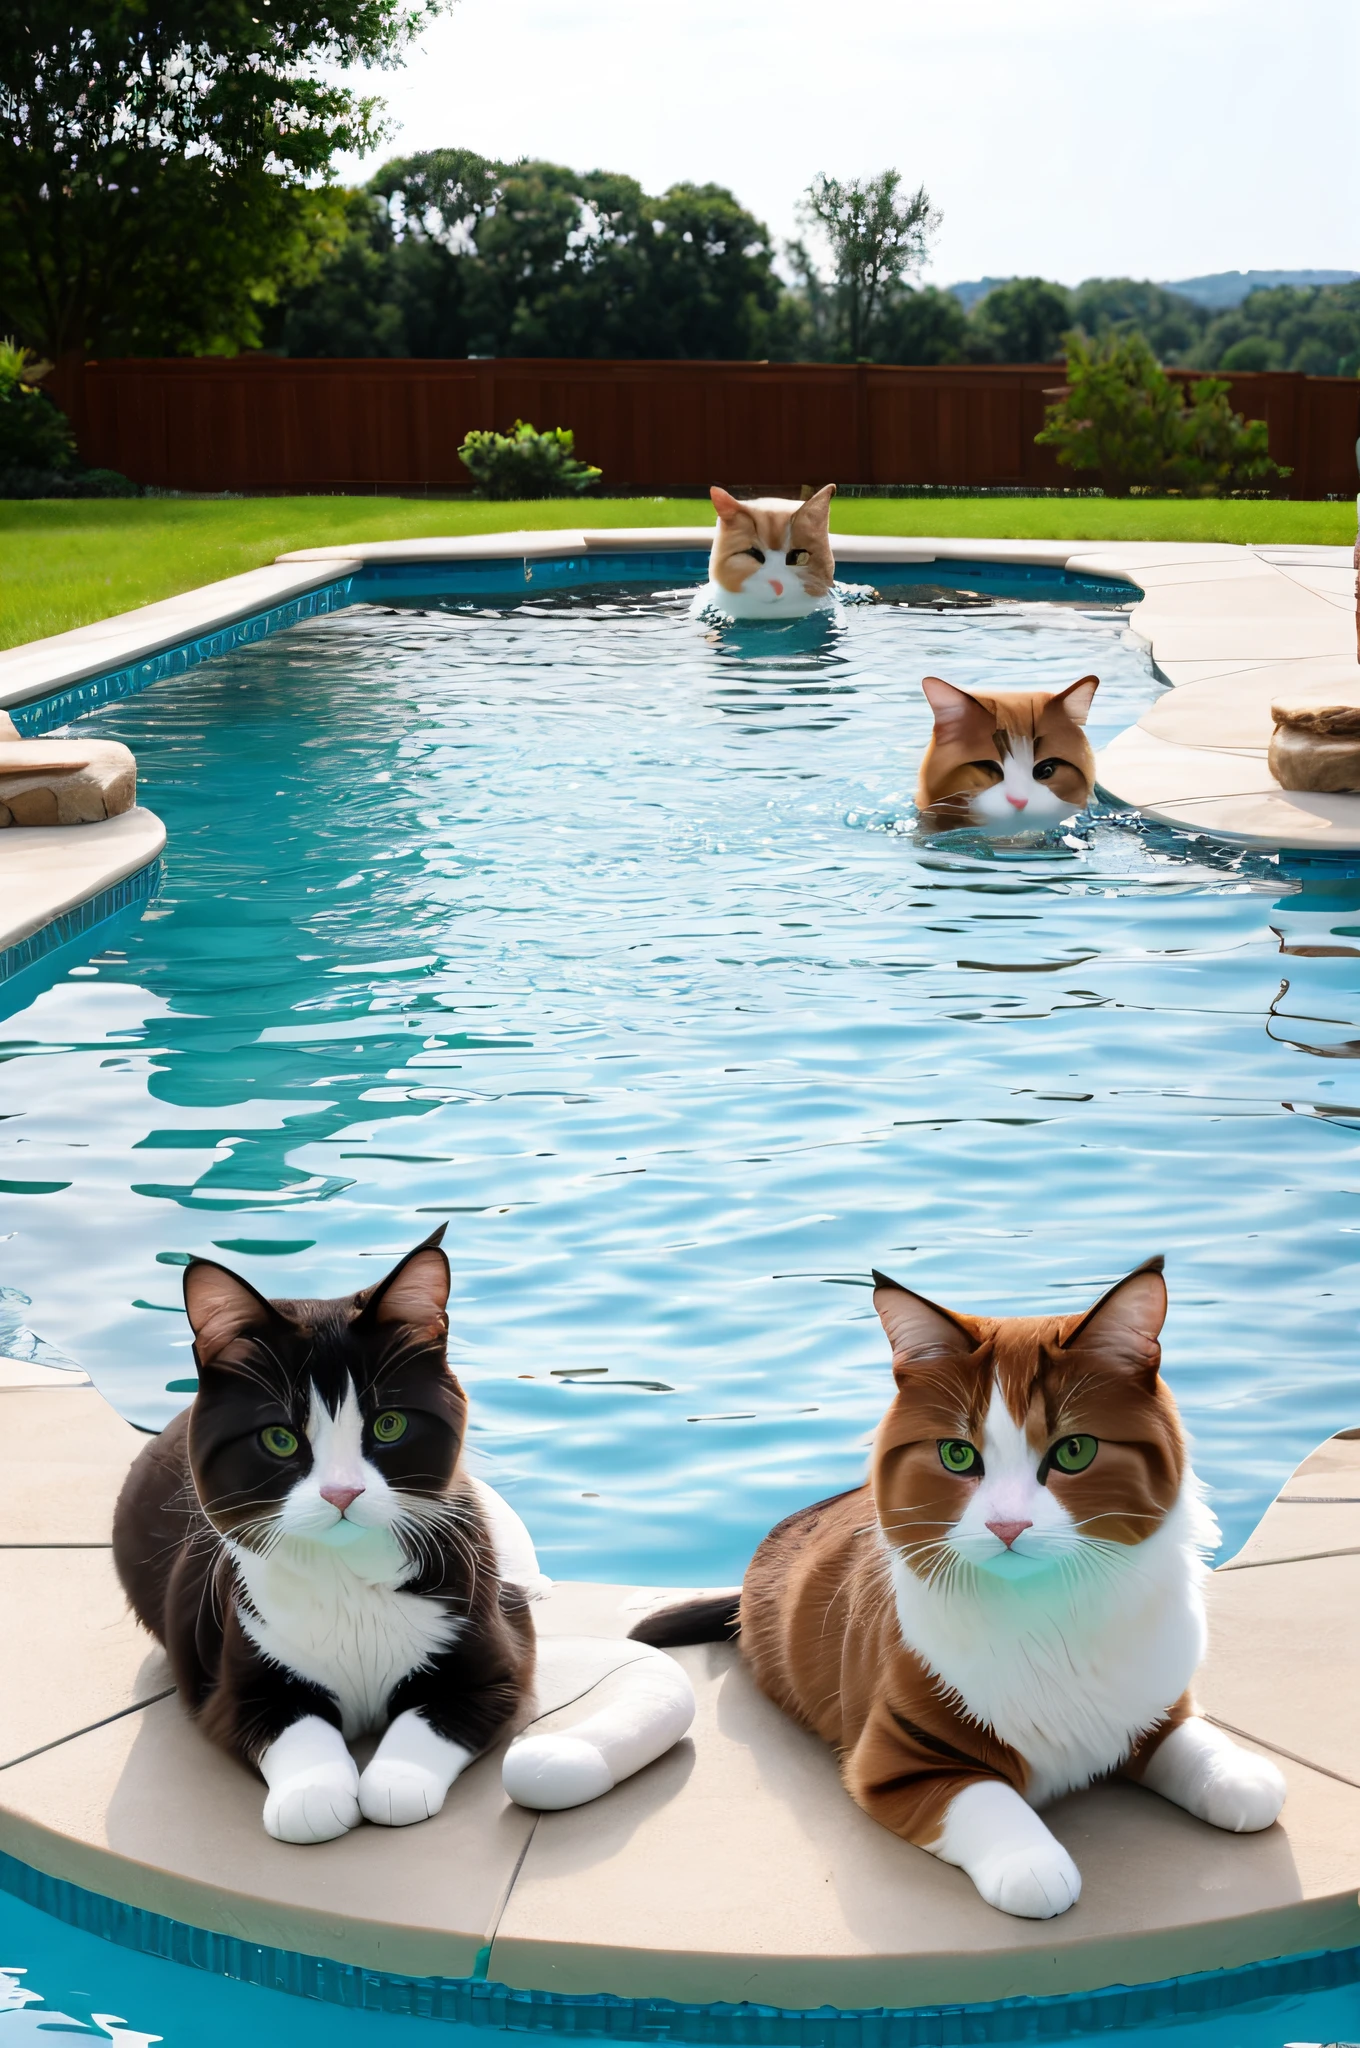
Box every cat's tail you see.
[626,1590,741,1647]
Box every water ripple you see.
[1,586,1354,1579]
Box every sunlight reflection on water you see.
[1,582,1356,1578]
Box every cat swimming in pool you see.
[697,483,838,619]
[630,1256,1285,1919]
[113,1227,693,1842]
[916,674,1099,832]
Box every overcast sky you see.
[334,0,1357,288]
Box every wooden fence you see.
[48,355,1360,499]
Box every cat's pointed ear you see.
[872,1269,978,1383]
[792,482,836,532]
[1053,674,1099,725]
[921,676,986,736]
[1061,1256,1166,1371]
[359,1224,450,1329]
[710,485,744,521]
[183,1260,281,1370]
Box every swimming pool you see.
[5,546,1360,2048]
[2,555,1358,1591]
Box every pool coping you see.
[2,526,1354,984]
[1089,539,1360,849]
[2,1357,1360,2023]
[0,810,165,963]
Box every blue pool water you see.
[5,555,1360,2046]
[2,563,1360,1588]
[3,1881,1360,2047]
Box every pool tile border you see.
[0,861,160,984]
[2,1848,1358,2046]
[8,579,356,734]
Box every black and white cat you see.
[113,1228,692,1842]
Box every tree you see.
[1067,278,1207,365]
[0,0,446,358]
[794,170,939,359]
[271,150,784,360]
[873,285,969,365]
[1036,329,1289,497]
[966,277,1072,363]
[1189,282,1360,377]
[619,181,785,360]
[274,193,410,358]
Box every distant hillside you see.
[1159,269,1360,310]
[949,270,1359,314]
[946,277,1014,311]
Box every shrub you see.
[0,339,137,494]
[457,419,601,499]
[1035,330,1290,496]
[0,338,77,474]
[0,465,137,498]
[1174,379,1287,496]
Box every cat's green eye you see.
[1051,1433,1098,1474]
[969,760,1004,784]
[744,546,766,564]
[1034,757,1074,784]
[938,1439,980,1475]
[260,1425,299,1459]
[372,1410,408,1445]
[786,548,808,567]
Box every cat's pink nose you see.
[321,1484,364,1513]
[1006,794,1028,810]
[986,1518,1032,1549]
[769,579,784,596]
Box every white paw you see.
[263,1762,361,1844]
[969,1838,1082,1920]
[1141,1719,1287,1834]
[503,1733,615,1811]
[358,1758,450,1827]
[1190,1748,1286,1833]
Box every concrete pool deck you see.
[2,1351,1359,2010]
[1092,541,1360,849]
[1,529,1357,978]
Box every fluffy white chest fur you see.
[691,578,835,621]
[887,1486,1217,1805]
[231,1533,463,1738]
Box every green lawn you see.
[0,494,1352,653]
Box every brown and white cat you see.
[917,675,1099,831]
[114,1228,694,1841]
[632,1258,1285,1919]
[698,484,838,618]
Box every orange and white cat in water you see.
[917,675,1099,831]
[697,484,838,618]
[632,1258,1284,1920]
